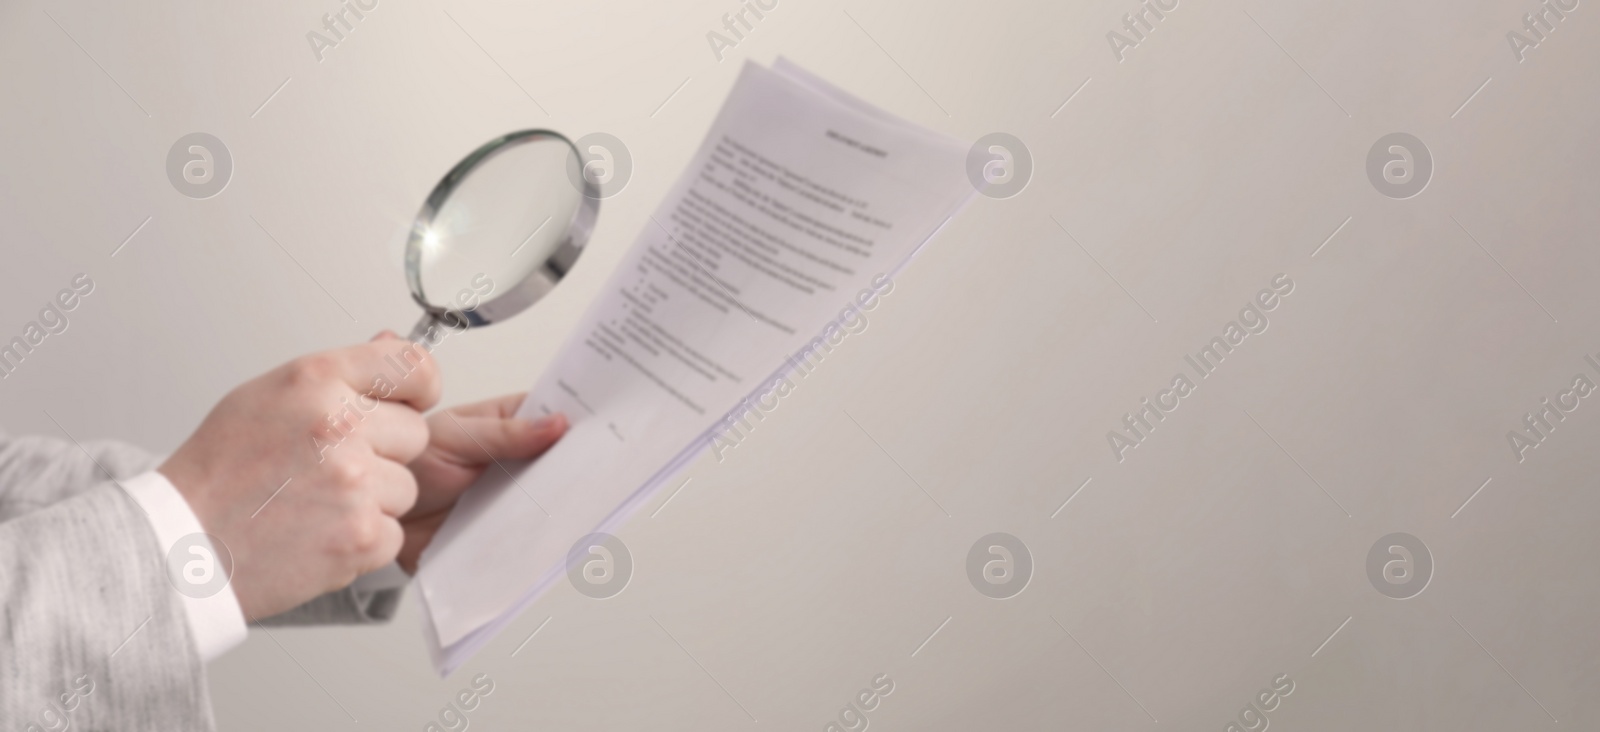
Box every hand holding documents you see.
[416,58,977,674]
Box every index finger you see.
[329,337,443,411]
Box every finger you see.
[366,456,420,517]
[348,401,431,464]
[427,411,567,466]
[443,392,528,420]
[324,339,443,412]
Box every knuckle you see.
[344,513,381,555]
[308,414,342,443]
[285,354,338,388]
[345,515,402,566]
[324,455,367,491]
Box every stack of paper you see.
[416,58,976,675]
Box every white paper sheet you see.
[415,59,976,675]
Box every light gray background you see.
[3,0,1597,728]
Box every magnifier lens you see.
[415,137,585,309]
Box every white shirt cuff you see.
[124,470,249,663]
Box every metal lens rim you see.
[403,129,600,327]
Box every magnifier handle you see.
[406,313,439,343]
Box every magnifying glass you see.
[403,130,599,343]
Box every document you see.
[416,58,976,674]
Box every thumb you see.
[431,412,568,465]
